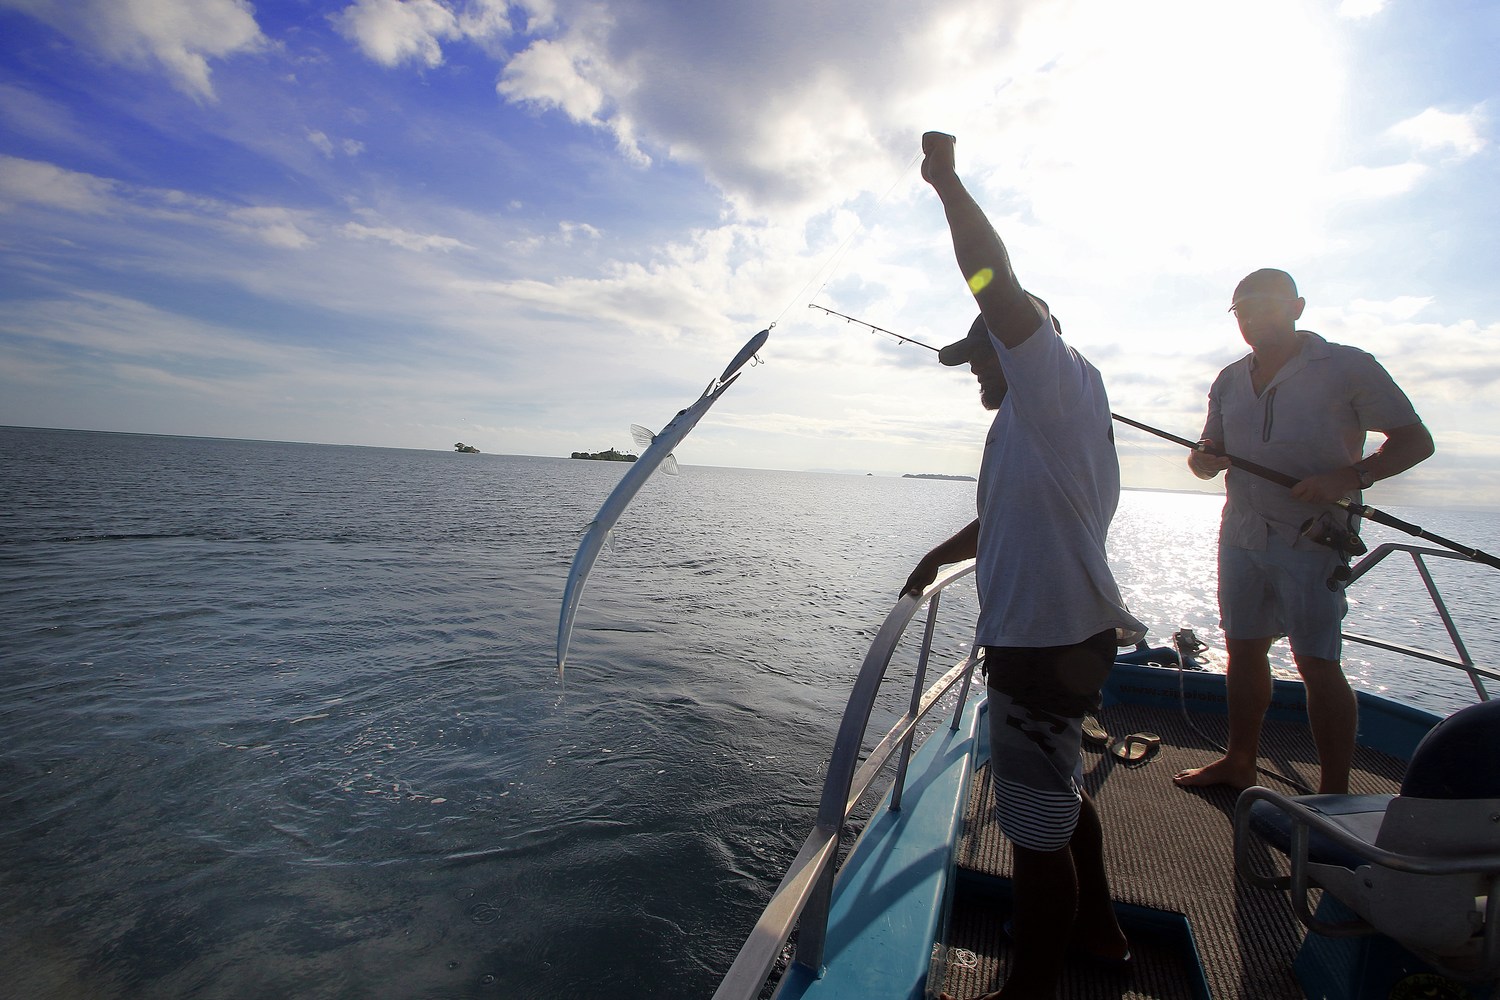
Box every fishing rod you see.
[810,305,1499,570]
[807,303,939,352]
[1111,412,1500,571]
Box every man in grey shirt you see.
[1174,268,1434,794]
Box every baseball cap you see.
[938,314,991,366]
[1229,268,1298,312]
[938,295,1059,366]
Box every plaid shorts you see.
[983,629,1116,852]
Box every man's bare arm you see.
[920,132,1039,350]
[903,519,980,596]
[1290,422,1436,503]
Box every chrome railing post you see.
[950,650,977,732]
[1411,551,1487,700]
[792,842,836,976]
[891,592,942,812]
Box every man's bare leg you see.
[1173,636,1275,788]
[1295,653,1356,794]
[996,839,1075,999]
[938,836,1074,1000]
[1068,788,1129,960]
[938,792,1123,1000]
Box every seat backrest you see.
[1401,698,1500,798]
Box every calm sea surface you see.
[4,426,1497,999]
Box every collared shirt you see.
[973,307,1145,648]
[1202,331,1420,550]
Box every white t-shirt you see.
[973,310,1144,648]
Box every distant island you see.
[571,448,638,462]
[454,442,480,453]
[903,473,976,482]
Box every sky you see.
[1,0,1496,506]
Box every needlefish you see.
[556,327,770,674]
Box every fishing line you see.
[767,150,923,330]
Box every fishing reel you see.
[1301,512,1367,557]
[1301,511,1365,591]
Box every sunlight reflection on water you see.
[1110,489,1500,716]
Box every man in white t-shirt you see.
[903,131,1142,1000]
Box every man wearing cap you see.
[903,131,1143,1000]
[1174,268,1434,795]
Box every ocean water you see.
[3,425,1497,999]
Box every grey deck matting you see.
[942,703,1407,1000]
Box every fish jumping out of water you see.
[556,327,770,675]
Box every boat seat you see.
[1233,698,1500,983]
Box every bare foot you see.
[1173,756,1256,789]
[1071,916,1131,964]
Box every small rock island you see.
[571,448,638,462]
[903,473,976,482]
[454,442,480,453]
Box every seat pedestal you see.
[1294,896,1495,1000]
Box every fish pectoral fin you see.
[630,424,656,450]
[659,453,680,477]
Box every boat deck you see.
[940,701,1408,1000]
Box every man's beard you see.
[979,380,1006,410]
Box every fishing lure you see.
[556,327,771,674]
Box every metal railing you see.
[710,560,979,1000]
[1343,543,1496,701]
[713,541,1496,999]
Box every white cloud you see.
[485,0,1353,276]
[1347,296,1435,322]
[1338,0,1388,18]
[335,0,460,68]
[229,207,316,249]
[0,155,118,213]
[455,0,515,40]
[1324,162,1429,201]
[0,155,320,248]
[334,0,513,68]
[0,0,265,100]
[307,130,365,158]
[498,31,642,161]
[558,221,601,244]
[341,221,472,252]
[307,129,336,157]
[1388,106,1488,158]
[0,289,304,366]
[0,83,108,157]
